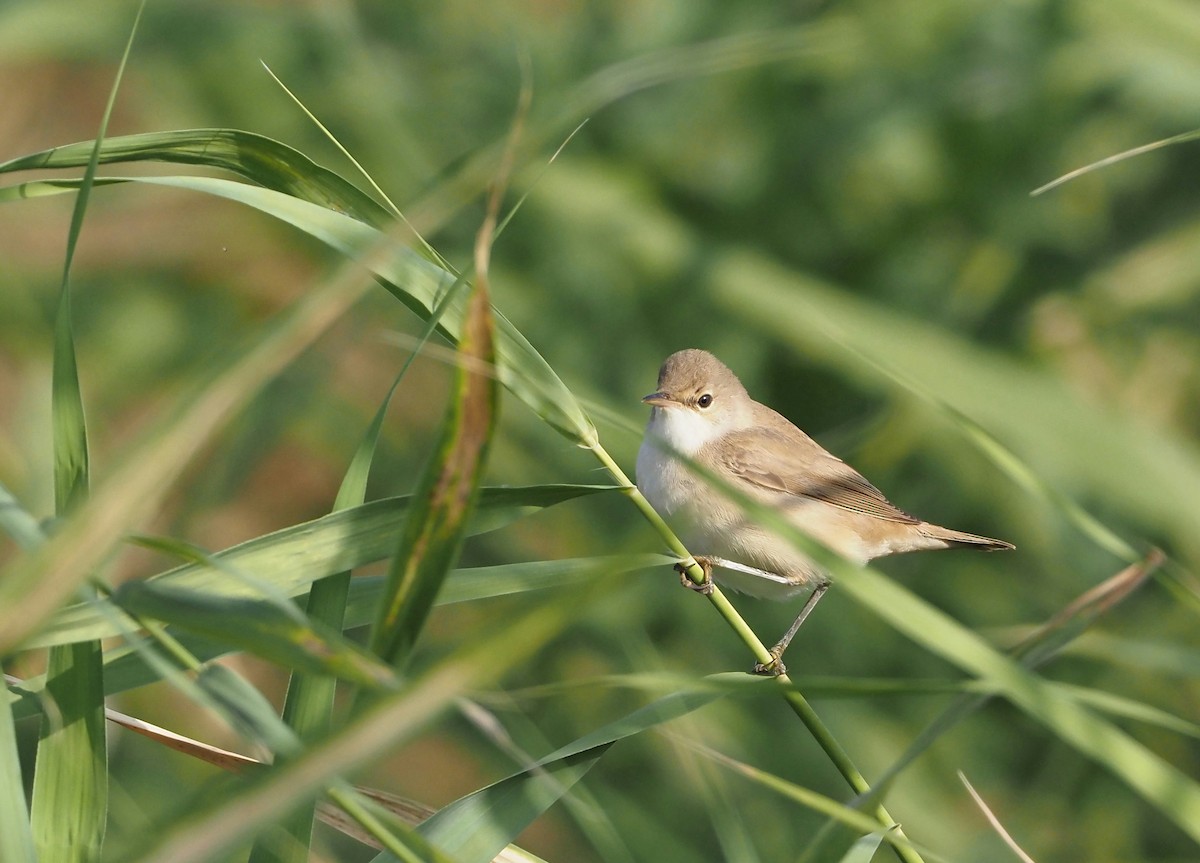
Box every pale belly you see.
[637,440,832,601]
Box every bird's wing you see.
[716,424,921,525]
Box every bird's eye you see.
[697,393,713,408]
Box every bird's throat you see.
[645,406,719,457]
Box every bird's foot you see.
[753,647,787,677]
[676,556,714,595]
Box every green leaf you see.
[1053,681,1200,740]
[1064,631,1200,679]
[322,789,458,863]
[798,803,887,863]
[113,537,396,691]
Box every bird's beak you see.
[641,391,676,408]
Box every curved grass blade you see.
[0,128,395,228]
[141,485,613,598]
[799,823,889,863]
[25,485,616,650]
[260,63,404,222]
[1054,681,1200,739]
[841,835,889,863]
[958,772,1036,863]
[800,808,888,863]
[113,584,396,688]
[9,553,661,722]
[196,664,309,758]
[1062,630,1200,679]
[0,171,596,445]
[325,790,551,862]
[1032,128,1200,196]
[455,697,637,863]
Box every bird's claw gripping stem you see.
[676,556,714,595]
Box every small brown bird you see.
[636,349,1013,674]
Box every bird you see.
[636,348,1013,674]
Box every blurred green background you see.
[2,1,1200,861]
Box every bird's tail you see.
[919,524,1015,552]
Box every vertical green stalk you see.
[0,685,36,863]
[32,272,108,863]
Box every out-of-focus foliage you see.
[2,1,1199,862]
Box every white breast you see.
[636,430,684,515]
[636,406,714,516]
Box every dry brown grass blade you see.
[1011,548,1165,662]
[958,771,1038,863]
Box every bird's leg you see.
[675,556,714,595]
[754,579,831,676]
